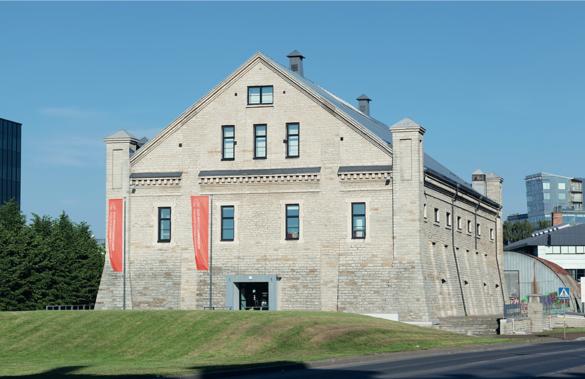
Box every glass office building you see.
[0,118,22,207]
[525,172,585,225]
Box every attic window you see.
[248,86,273,105]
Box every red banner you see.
[107,199,124,272]
[191,196,209,271]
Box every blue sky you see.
[1,2,584,238]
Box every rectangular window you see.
[577,246,585,254]
[221,206,235,241]
[351,202,366,239]
[476,223,481,236]
[467,220,472,233]
[254,124,267,159]
[434,208,440,223]
[286,123,300,158]
[158,207,171,243]
[222,125,235,160]
[423,204,427,219]
[285,204,300,240]
[457,216,462,230]
[559,182,566,190]
[552,246,561,254]
[446,212,452,227]
[247,85,273,105]
[490,228,494,240]
[543,182,550,190]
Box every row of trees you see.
[503,219,551,245]
[0,201,104,311]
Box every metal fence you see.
[504,294,572,319]
[504,303,526,319]
[45,304,94,311]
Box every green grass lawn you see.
[0,310,507,377]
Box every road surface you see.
[231,341,585,379]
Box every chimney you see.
[357,94,371,115]
[472,170,487,196]
[287,50,305,77]
[472,169,503,206]
[552,211,563,226]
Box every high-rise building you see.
[0,118,22,207]
[525,172,585,225]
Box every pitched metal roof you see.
[338,165,392,173]
[505,223,585,251]
[263,54,481,199]
[130,172,182,179]
[199,167,321,177]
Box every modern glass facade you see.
[0,118,22,207]
[525,172,585,225]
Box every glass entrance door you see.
[237,282,269,310]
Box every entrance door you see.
[237,282,269,310]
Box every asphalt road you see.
[232,341,585,379]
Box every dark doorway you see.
[237,282,269,310]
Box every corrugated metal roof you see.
[504,251,581,311]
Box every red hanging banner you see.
[107,198,124,272]
[191,196,209,271]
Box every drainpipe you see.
[474,201,480,251]
[451,185,468,316]
[209,195,214,309]
[123,196,127,310]
[494,208,506,306]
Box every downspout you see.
[474,201,480,251]
[209,195,214,309]
[123,197,127,310]
[494,210,506,306]
[451,185,468,316]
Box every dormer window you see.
[248,86,273,105]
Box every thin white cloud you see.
[35,136,103,168]
[39,106,103,119]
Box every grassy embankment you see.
[0,310,508,377]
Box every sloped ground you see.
[0,310,507,377]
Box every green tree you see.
[0,201,104,311]
[503,220,534,245]
[0,201,32,310]
[537,219,552,230]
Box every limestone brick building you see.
[96,51,505,322]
